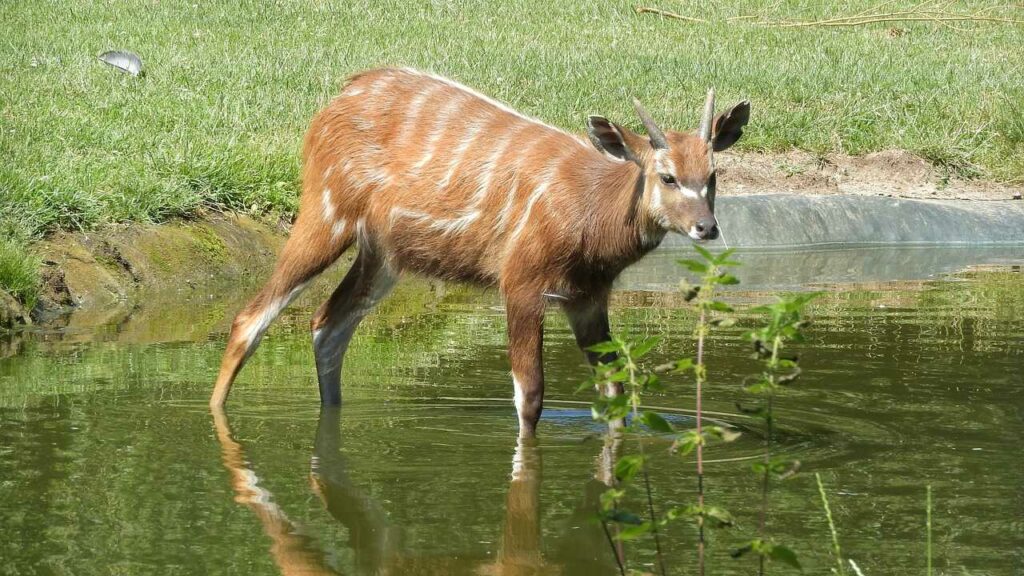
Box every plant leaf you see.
[615,521,653,540]
[693,244,714,262]
[640,411,673,433]
[768,544,802,569]
[678,259,708,274]
[705,300,734,312]
[631,336,660,359]
[614,454,646,483]
[586,341,620,354]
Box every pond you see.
[1,246,1022,575]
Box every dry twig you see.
[636,1,1024,28]
[634,6,707,23]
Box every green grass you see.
[0,240,40,310]
[1,0,1023,300]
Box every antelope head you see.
[587,90,750,241]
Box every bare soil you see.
[718,149,1024,201]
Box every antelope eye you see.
[659,174,677,185]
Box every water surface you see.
[1,246,1022,575]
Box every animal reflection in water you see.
[213,408,626,575]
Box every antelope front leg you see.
[563,294,622,397]
[506,293,546,438]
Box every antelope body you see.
[211,67,750,436]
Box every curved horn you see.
[632,98,669,150]
[698,87,716,142]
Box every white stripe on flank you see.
[494,178,520,233]
[412,94,466,171]
[390,207,431,223]
[395,86,437,149]
[468,124,523,207]
[505,151,565,245]
[390,206,481,236]
[432,211,480,235]
[507,180,549,244]
[321,188,335,221]
[437,119,486,189]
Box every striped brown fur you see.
[211,67,750,436]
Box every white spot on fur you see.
[650,183,663,212]
[653,150,674,175]
[331,219,347,241]
[322,166,334,180]
[352,116,374,131]
[321,188,335,221]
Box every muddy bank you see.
[1,215,292,333]
[719,149,1023,201]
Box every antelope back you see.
[304,68,613,285]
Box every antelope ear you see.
[712,100,751,152]
[587,116,639,163]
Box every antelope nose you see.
[695,219,719,240]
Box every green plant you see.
[585,246,744,575]
[731,290,820,573]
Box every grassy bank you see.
[2,0,1022,302]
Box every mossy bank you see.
[0,215,294,332]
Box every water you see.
[1,246,1022,575]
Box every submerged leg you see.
[563,293,621,395]
[563,293,625,432]
[310,246,398,404]
[506,291,546,437]
[211,217,355,408]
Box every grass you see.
[0,240,40,310]
[1,0,1022,302]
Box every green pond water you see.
[1,246,1022,575]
